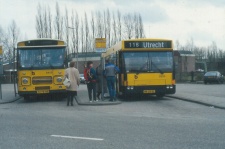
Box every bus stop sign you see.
[95,38,106,53]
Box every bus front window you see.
[123,52,173,73]
[19,48,65,69]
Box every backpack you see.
[84,68,93,82]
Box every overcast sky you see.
[1,0,225,49]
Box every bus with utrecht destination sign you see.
[102,38,175,98]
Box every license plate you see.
[37,90,49,94]
[143,90,156,94]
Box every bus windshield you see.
[122,51,173,73]
[18,48,65,69]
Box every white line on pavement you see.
[51,135,104,141]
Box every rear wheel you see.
[204,81,207,84]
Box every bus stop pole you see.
[0,80,2,100]
[13,47,17,97]
[101,57,105,101]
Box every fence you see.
[176,72,204,83]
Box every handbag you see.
[63,68,71,87]
[63,77,71,88]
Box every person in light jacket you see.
[65,61,80,106]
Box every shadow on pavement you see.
[119,95,170,102]
[20,95,66,103]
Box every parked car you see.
[204,71,224,84]
[80,74,86,84]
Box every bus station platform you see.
[0,84,121,105]
[0,84,21,104]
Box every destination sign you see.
[25,40,58,46]
[124,41,172,49]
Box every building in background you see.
[174,50,195,82]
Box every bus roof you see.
[102,38,173,58]
[17,38,66,48]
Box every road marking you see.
[51,135,104,141]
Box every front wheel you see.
[204,81,207,84]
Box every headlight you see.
[57,77,63,83]
[127,86,130,90]
[22,78,28,84]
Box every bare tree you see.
[123,13,134,39]
[117,10,122,41]
[47,6,52,38]
[80,18,84,53]
[54,2,63,39]
[84,12,89,52]
[75,11,79,54]
[112,11,117,45]
[71,10,76,55]
[36,3,44,38]
[36,4,53,38]
[138,14,145,38]
[64,7,69,56]
[106,9,111,47]
[90,12,95,51]
[4,20,20,62]
[96,11,103,38]
[134,13,139,39]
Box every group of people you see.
[64,60,120,106]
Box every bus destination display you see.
[124,41,172,49]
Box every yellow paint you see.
[17,42,25,47]
[95,38,106,48]
[0,46,2,55]
[125,73,173,86]
[17,69,66,93]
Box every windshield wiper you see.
[151,60,164,74]
[136,61,148,75]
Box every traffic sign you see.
[95,38,106,52]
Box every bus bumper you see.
[18,89,66,96]
[120,85,176,95]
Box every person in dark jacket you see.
[96,63,107,100]
[84,61,97,102]
[104,60,120,101]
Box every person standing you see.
[104,60,120,101]
[84,61,97,102]
[64,61,80,106]
[96,63,107,100]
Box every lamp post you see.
[67,27,79,68]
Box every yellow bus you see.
[16,39,67,100]
[102,39,175,98]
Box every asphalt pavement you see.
[168,83,225,109]
[1,84,225,149]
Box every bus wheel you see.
[23,95,30,101]
[156,94,165,98]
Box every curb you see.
[74,98,122,106]
[166,95,225,110]
[0,96,22,104]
